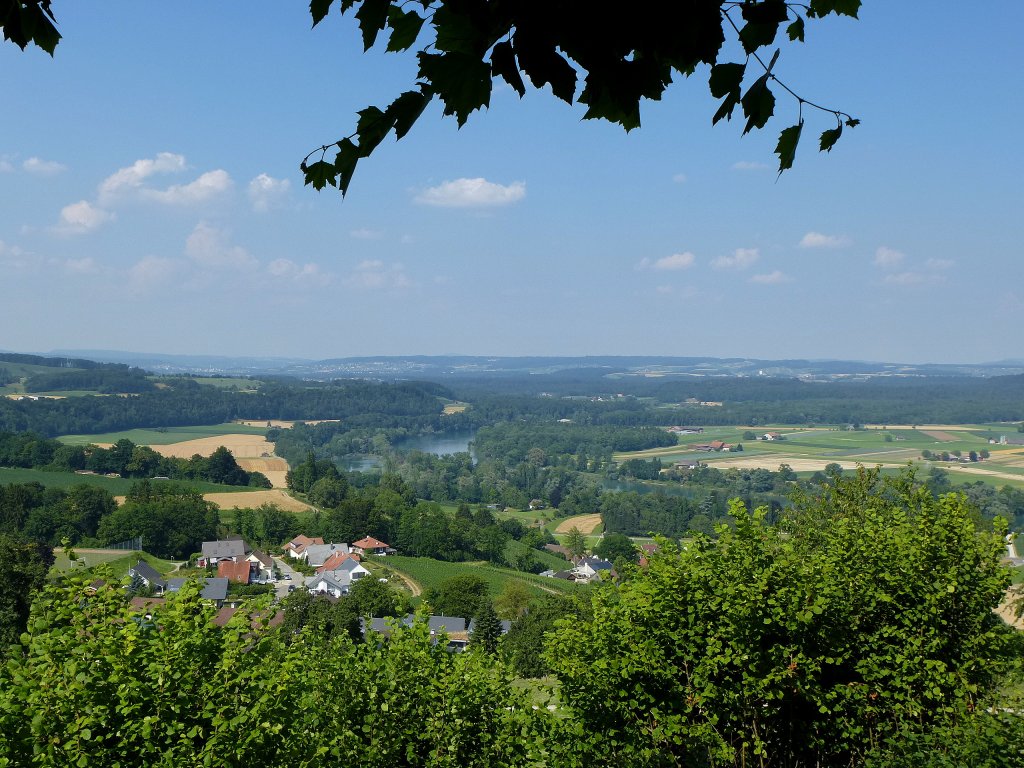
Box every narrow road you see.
[272,556,301,601]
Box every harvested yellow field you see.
[237,457,289,488]
[921,430,958,442]
[705,457,888,473]
[235,419,341,428]
[203,490,313,512]
[442,403,468,414]
[149,434,276,460]
[555,514,603,535]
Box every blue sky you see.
[2,3,1021,363]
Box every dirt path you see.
[555,514,603,534]
[386,568,422,597]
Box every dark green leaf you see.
[490,41,525,97]
[775,121,803,172]
[417,52,492,126]
[334,138,360,196]
[309,0,334,26]
[708,63,745,99]
[740,74,775,134]
[355,106,396,155]
[433,5,489,56]
[738,0,787,54]
[514,35,578,104]
[819,123,842,152]
[388,87,433,140]
[787,16,805,42]
[808,0,861,19]
[303,160,338,191]
[386,7,424,52]
[845,117,860,128]
[354,0,391,51]
[713,94,740,125]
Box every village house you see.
[352,536,393,556]
[128,560,167,595]
[284,534,324,559]
[165,577,230,608]
[217,559,253,584]
[198,539,247,567]
[247,549,275,581]
[302,542,351,568]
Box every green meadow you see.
[375,556,580,601]
[0,467,253,495]
[58,422,268,445]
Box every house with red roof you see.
[352,536,392,556]
[217,559,253,584]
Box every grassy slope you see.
[377,556,579,600]
[52,549,179,577]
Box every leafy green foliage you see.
[0,572,545,765]
[546,469,1016,766]
[303,0,861,193]
[0,532,52,658]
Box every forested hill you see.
[0,352,128,370]
[0,380,451,436]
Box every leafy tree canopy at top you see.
[0,2,861,194]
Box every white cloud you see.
[267,258,321,281]
[655,285,675,294]
[874,246,905,269]
[0,240,29,268]
[799,231,850,249]
[23,157,67,176]
[346,259,411,290]
[925,257,954,270]
[145,169,232,205]
[672,173,687,184]
[56,200,114,234]
[711,247,759,270]
[0,156,13,173]
[732,160,770,171]
[248,173,290,212]
[656,252,696,271]
[128,255,179,292]
[64,257,99,275]
[415,178,525,208]
[750,270,792,285]
[350,228,384,240]
[99,152,186,200]
[185,222,256,269]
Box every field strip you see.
[864,424,980,431]
[143,434,290,488]
[946,466,1024,483]
[235,419,341,428]
[555,514,603,535]
[203,490,313,512]
[148,434,276,459]
[704,457,902,472]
